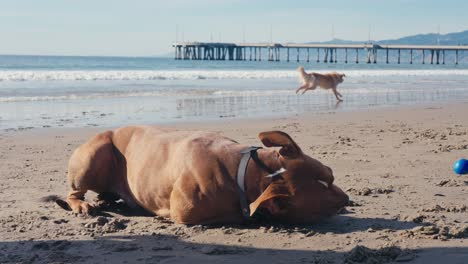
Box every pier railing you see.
[172,42,468,64]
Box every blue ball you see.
[453,159,468,175]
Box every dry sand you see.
[1,103,467,263]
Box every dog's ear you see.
[249,183,290,217]
[259,131,303,158]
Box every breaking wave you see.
[1,69,468,82]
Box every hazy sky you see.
[1,0,467,56]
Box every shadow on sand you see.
[1,232,467,264]
[14,200,466,263]
[79,198,420,234]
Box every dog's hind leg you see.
[332,88,343,101]
[57,131,117,215]
[335,89,343,99]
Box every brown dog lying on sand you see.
[56,126,348,224]
[296,66,346,101]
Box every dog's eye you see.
[318,180,329,188]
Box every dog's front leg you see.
[296,84,308,94]
[301,84,316,94]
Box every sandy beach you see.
[0,102,467,263]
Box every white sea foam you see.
[0,90,216,102]
[1,69,468,82]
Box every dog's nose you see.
[334,189,349,209]
[340,193,350,208]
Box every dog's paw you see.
[79,202,96,215]
[69,201,96,216]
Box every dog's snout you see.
[339,193,350,208]
[331,185,349,209]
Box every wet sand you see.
[1,102,467,263]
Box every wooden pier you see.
[173,42,467,64]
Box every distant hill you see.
[303,30,468,63]
[307,30,468,46]
[377,30,468,45]
[308,38,363,45]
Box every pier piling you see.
[373,48,377,64]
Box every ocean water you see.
[1,55,468,130]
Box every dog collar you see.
[236,146,285,221]
[236,146,262,220]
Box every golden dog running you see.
[296,66,346,101]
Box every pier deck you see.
[173,42,468,64]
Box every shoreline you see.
[1,101,467,263]
[2,100,467,134]
[0,98,468,134]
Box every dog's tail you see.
[39,194,72,211]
